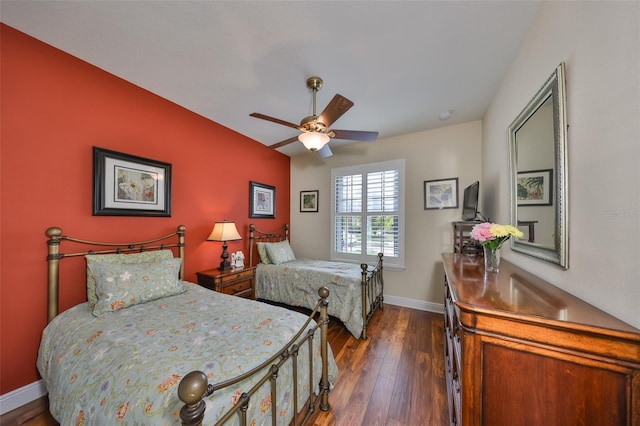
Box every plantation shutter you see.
[331,159,404,269]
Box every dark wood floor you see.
[1,305,447,426]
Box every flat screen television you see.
[461,181,479,221]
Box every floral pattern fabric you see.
[256,242,272,264]
[263,241,296,265]
[89,258,184,316]
[85,250,175,307]
[255,259,381,338]
[37,282,337,425]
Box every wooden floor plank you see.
[360,373,396,426]
[1,306,448,426]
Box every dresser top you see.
[442,253,640,337]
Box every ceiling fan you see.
[250,76,378,158]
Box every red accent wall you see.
[0,24,290,395]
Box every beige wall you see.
[483,1,640,327]
[290,120,482,310]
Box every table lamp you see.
[207,221,242,270]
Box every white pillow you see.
[264,240,296,265]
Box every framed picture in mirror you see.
[517,169,553,206]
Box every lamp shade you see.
[298,131,330,151]
[207,221,242,242]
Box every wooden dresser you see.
[442,253,640,426]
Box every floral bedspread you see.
[37,282,337,425]
[255,259,380,338]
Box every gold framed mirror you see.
[508,62,568,268]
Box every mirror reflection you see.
[515,95,555,249]
[509,63,568,268]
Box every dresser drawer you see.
[221,279,251,296]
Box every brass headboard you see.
[248,224,289,267]
[45,225,186,322]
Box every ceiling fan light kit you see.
[298,131,330,151]
[250,76,378,157]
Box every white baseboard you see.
[384,294,444,314]
[0,380,47,415]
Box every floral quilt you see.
[37,282,337,425]
[255,259,381,338]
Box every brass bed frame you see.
[248,224,384,340]
[45,225,331,426]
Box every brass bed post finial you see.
[378,253,384,310]
[177,225,186,280]
[360,263,369,340]
[178,371,208,426]
[249,224,255,266]
[318,286,331,411]
[46,227,63,322]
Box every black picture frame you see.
[517,169,553,206]
[249,181,276,218]
[300,190,319,212]
[424,177,459,210]
[93,147,172,216]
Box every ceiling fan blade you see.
[331,129,379,142]
[268,136,299,149]
[317,94,354,128]
[317,144,333,158]
[250,113,300,130]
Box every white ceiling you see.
[1,0,541,157]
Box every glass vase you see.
[483,245,501,273]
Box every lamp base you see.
[218,241,233,270]
[218,260,233,271]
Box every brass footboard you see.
[360,253,384,340]
[178,287,332,426]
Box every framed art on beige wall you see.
[424,177,458,210]
[300,190,319,212]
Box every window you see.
[331,159,405,269]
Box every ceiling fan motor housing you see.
[300,115,327,133]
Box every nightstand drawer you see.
[196,266,256,299]
[222,269,254,282]
[221,279,251,296]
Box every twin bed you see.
[249,224,384,340]
[38,223,384,425]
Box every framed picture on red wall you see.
[93,147,172,216]
[249,181,275,218]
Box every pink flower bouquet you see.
[470,222,523,251]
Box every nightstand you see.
[195,266,256,299]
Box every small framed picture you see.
[249,181,276,218]
[93,147,172,216]
[300,190,319,212]
[424,177,459,210]
[517,169,553,206]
